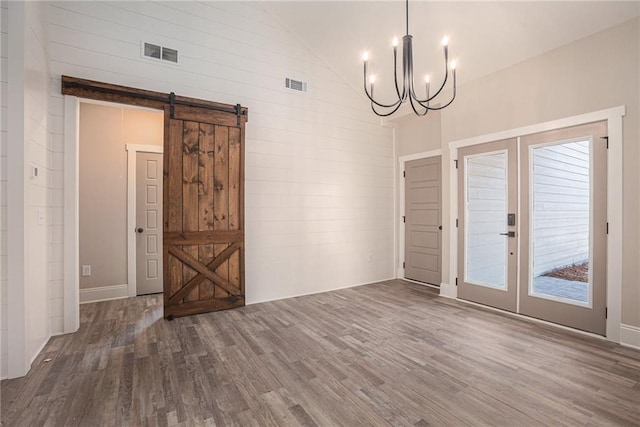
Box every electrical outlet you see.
[81,265,91,276]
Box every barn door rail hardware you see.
[61,76,247,125]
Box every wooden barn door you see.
[163,104,246,319]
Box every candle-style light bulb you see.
[369,75,376,85]
[392,37,399,47]
[450,60,457,70]
[425,75,430,102]
[442,36,449,46]
[362,51,369,62]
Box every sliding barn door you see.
[163,104,246,319]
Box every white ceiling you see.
[260,1,640,102]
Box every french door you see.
[457,122,608,335]
[457,139,518,312]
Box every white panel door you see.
[136,152,163,295]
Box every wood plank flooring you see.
[2,279,640,426]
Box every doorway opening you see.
[63,76,249,330]
[78,101,164,302]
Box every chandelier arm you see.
[364,86,403,109]
[424,53,450,102]
[371,100,404,117]
[364,65,403,109]
[411,69,448,104]
[393,49,402,100]
[413,74,457,110]
[407,47,418,102]
[409,66,422,103]
[408,95,429,117]
[413,48,449,103]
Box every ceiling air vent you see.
[285,78,307,93]
[142,42,179,64]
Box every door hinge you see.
[455,278,458,286]
[454,159,458,169]
[456,219,458,228]
[403,261,405,269]
[606,222,609,234]
[403,170,406,178]
[605,307,608,319]
[402,216,406,223]
[601,136,609,149]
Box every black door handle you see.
[438,225,442,230]
[136,228,144,233]
[499,231,516,237]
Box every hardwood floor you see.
[2,279,640,426]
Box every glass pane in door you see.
[530,140,590,305]
[465,152,507,289]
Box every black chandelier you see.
[362,0,457,117]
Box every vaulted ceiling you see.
[261,1,640,103]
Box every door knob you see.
[136,228,144,233]
[499,231,516,237]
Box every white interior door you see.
[136,152,163,295]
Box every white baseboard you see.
[439,282,457,299]
[247,277,397,306]
[80,284,129,304]
[29,336,51,366]
[620,324,640,350]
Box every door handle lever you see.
[499,231,516,238]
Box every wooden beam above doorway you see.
[60,75,248,126]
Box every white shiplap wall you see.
[0,0,8,379]
[49,1,394,305]
[24,0,53,361]
[3,0,54,379]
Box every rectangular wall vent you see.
[285,78,307,93]
[142,42,179,64]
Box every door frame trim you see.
[397,149,442,283]
[63,96,164,335]
[447,105,625,342]
[126,144,163,297]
